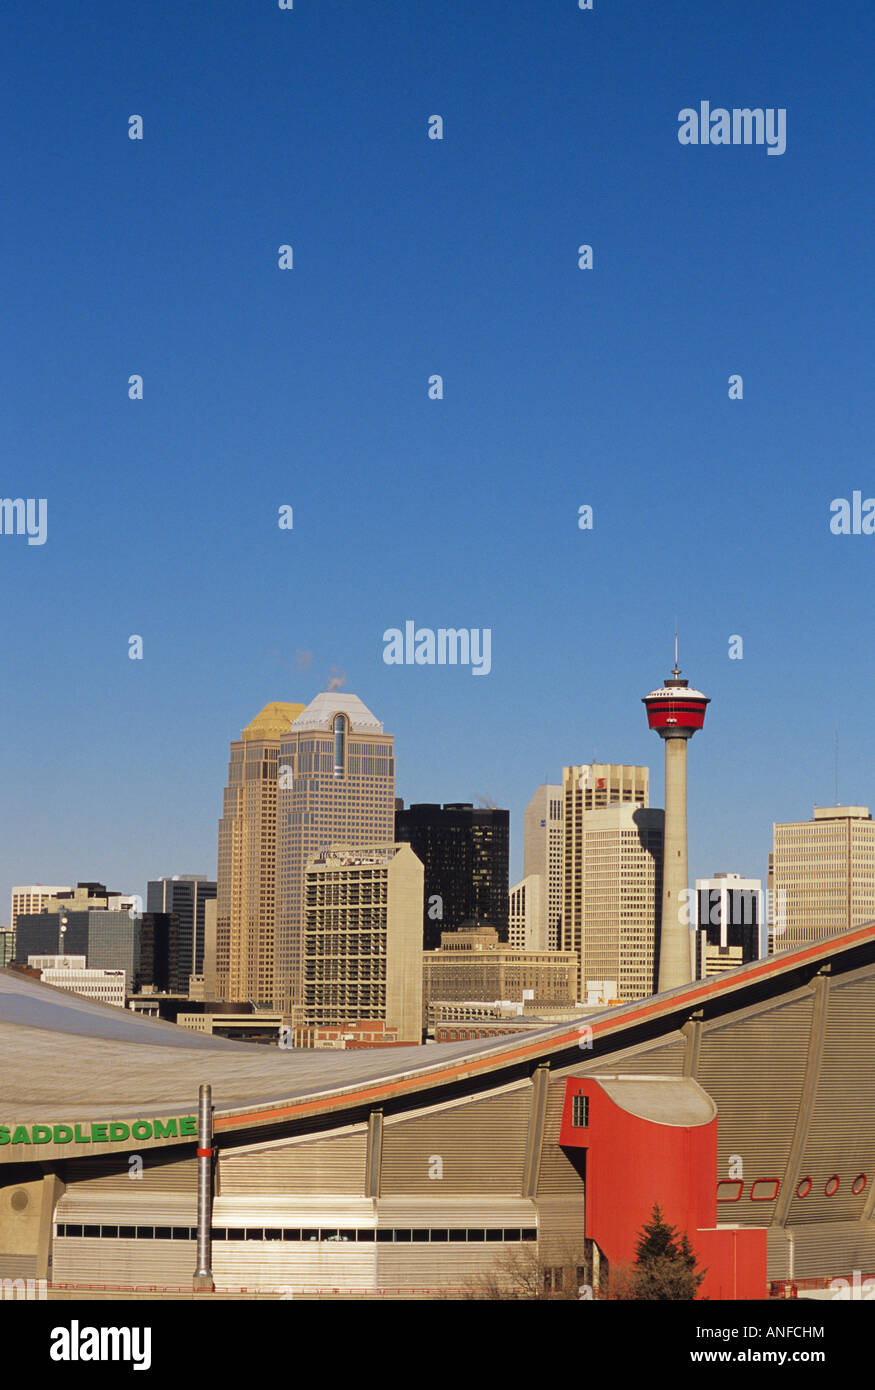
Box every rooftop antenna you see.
[672,622,681,679]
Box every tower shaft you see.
[658,736,692,991]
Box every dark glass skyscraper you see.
[147,876,216,989]
[395,802,510,950]
[13,909,177,994]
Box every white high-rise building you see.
[509,874,545,951]
[772,806,875,952]
[523,785,564,950]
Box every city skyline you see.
[3,663,871,928]
[0,0,870,938]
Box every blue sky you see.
[0,0,871,911]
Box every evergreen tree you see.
[619,1204,707,1301]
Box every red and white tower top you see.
[642,636,710,738]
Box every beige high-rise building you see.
[523,784,564,949]
[508,874,545,950]
[562,763,650,998]
[579,804,664,1003]
[215,701,306,1005]
[303,843,423,1043]
[11,886,71,931]
[276,693,396,1016]
[771,805,875,952]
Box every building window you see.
[572,1092,589,1128]
[333,715,346,779]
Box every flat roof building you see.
[423,925,577,1028]
[562,764,650,998]
[395,801,510,949]
[772,805,875,952]
[304,843,423,1044]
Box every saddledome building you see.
[3,922,875,1298]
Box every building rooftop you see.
[242,702,307,741]
[289,692,384,735]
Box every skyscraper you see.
[147,875,216,991]
[562,763,650,999]
[216,701,306,1005]
[303,842,423,1042]
[694,874,762,978]
[522,784,564,950]
[276,693,395,1015]
[394,802,510,949]
[771,805,875,951]
[578,803,664,1003]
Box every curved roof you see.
[3,922,875,1157]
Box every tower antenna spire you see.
[672,624,681,680]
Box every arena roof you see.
[2,921,875,1152]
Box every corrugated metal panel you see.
[55,1192,196,1223]
[219,1130,367,1195]
[380,1086,529,1195]
[375,1198,536,1228]
[0,1255,37,1279]
[213,1246,377,1292]
[376,1243,523,1291]
[53,1238,195,1285]
[793,975,875,1224]
[584,1034,687,1077]
[536,1080,586,1195]
[536,1196,587,1262]
[62,1155,196,1193]
[768,1220,875,1282]
[698,994,813,1228]
[213,1196,374,1226]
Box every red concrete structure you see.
[559,1076,767,1299]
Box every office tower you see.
[394,802,510,950]
[276,693,395,1016]
[771,805,875,951]
[11,886,71,931]
[694,874,762,978]
[562,763,649,999]
[643,647,710,991]
[138,913,179,993]
[303,843,423,1043]
[216,701,306,1006]
[0,928,15,967]
[578,804,664,1003]
[509,874,545,950]
[523,785,564,949]
[422,925,577,1026]
[13,909,169,995]
[147,876,217,991]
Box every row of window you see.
[717,1174,868,1202]
[55,1225,539,1243]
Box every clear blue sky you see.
[0,0,871,914]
